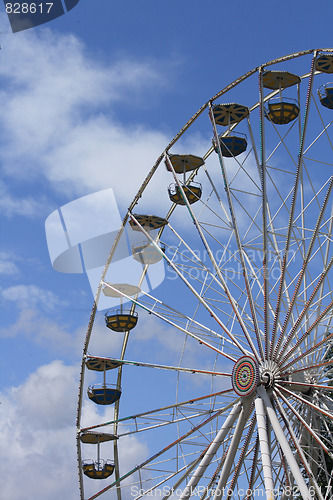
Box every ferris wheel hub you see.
[260,370,274,388]
[258,360,279,389]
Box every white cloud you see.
[0,361,79,499]
[0,28,173,211]
[0,360,150,500]
[44,117,168,201]
[0,24,217,236]
[12,360,78,429]
[0,26,213,221]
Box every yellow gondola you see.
[105,309,138,332]
[168,182,202,205]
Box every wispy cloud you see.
[0,251,20,275]
[0,301,124,365]
[0,180,48,217]
[1,284,65,311]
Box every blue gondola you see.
[214,132,247,157]
[318,84,333,110]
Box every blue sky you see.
[1,1,333,499]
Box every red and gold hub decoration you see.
[232,356,259,396]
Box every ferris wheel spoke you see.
[294,173,333,226]
[254,393,275,500]
[229,191,262,240]
[117,414,219,438]
[86,356,232,379]
[167,221,259,329]
[282,358,333,377]
[197,225,274,331]
[265,167,294,221]
[81,389,236,436]
[226,414,257,499]
[241,209,263,249]
[274,259,333,363]
[167,223,230,278]
[246,116,261,178]
[279,380,333,393]
[227,148,261,193]
[213,399,254,500]
[280,328,333,372]
[274,392,326,499]
[263,167,298,324]
[134,452,206,500]
[259,67,273,362]
[265,121,298,166]
[276,385,333,424]
[259,90,313,363]
[257,386,313,499]
[201,164,232,225]
[307,95,333,154]
[277,296,333,367]
[275,388,330,454]
[138,289,244,355]
[244,122,295,342]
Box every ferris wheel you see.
[76,49,333,500]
